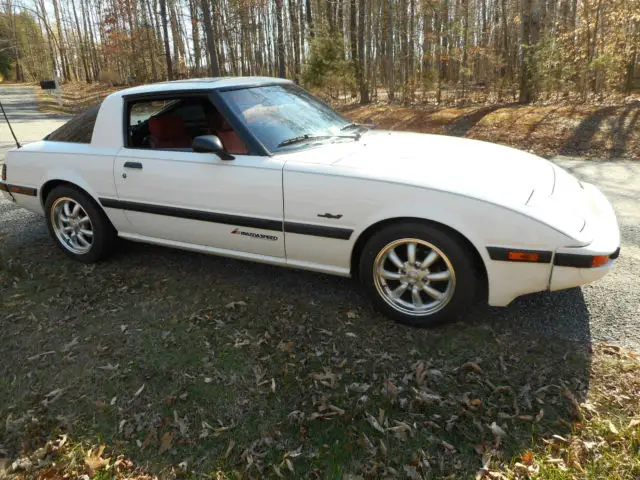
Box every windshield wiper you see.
[340,122,361,131]
[278,133,359,148]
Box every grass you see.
[0,234,639,479]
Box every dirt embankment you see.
[341,102,640,159]
[36,82,119,114]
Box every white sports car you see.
[0,77,620,326]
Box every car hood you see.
[285,130,590,241]
[330,130,555,206]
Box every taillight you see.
[1,164,6,181]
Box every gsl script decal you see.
[231,228,278,241]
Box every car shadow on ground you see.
[0,235,593,476]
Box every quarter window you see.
[46,102,101,144]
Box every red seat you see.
[148,115,192,149]
[207,114,249,155]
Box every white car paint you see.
[0,77,620,309]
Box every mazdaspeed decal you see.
[231,228,278,241]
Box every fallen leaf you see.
[224,439,235,459]
[134,384,145,397]
[460,361,482,373]
[271,378,276,393]
[158,432,173,454]
[608,420,619,435]
[441,440,456,452]
[225,300,247,309]
[27,351,56,361]
[61,336,79,352]
[141,431,154,450]
[366,412,386,433]
[520,450,534,465]
[489,422,506,438]
[628,419,640,429]
[85,445,110,475]
[279,341,295,352]
[285,457,294,472]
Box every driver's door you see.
[112,92,285,258]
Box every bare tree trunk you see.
[275,0,286,77]
[386,0,394,101]
[435,0,442,103]
[288,0,301,82]
[190,0,201,73]
[350,0,358,97]
[201,0,221,76]
[358,0,369,103]
[519,0,533,102]
[143,0,159,81]
[52,0,70,80]
[406,0,415,104]
[159,0,173,79]
[422,0,433,85]
[500,0,510,80]
[461,0,469,98]
[306,0,314,38]
[35,0,57,77]
[70,0,90,82]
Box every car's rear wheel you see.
[45,185,116,263]
[358,222,476,326]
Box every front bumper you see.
[549,182,620,291]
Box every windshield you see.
[219,84,354,152]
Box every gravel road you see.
[1,85,638,352]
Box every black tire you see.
[44,185,116,263]
[358,222,477,327]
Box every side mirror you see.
[192,135,234,160]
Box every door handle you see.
[124,161,143,169]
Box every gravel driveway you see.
[1,86,638,352]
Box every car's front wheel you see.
[45,185,116,263]
[359,222,477,327]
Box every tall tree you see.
[275,0,286,78]
[386,0,394,101]
[357,0,368,103]
[200,0,220,76]
[158,0,173,79]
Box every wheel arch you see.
[40,179,98,209]
[40,179,117,232]
[350,217,488,298]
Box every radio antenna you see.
[0,100,21,148]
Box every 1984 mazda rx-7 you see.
[0,77,620,326]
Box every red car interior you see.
[148,115,193,149]
[207,114,249,155]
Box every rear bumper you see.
[0,181,15,202]
[549,182,620,291]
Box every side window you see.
[126,96,249,154]
[46,102,101,144]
